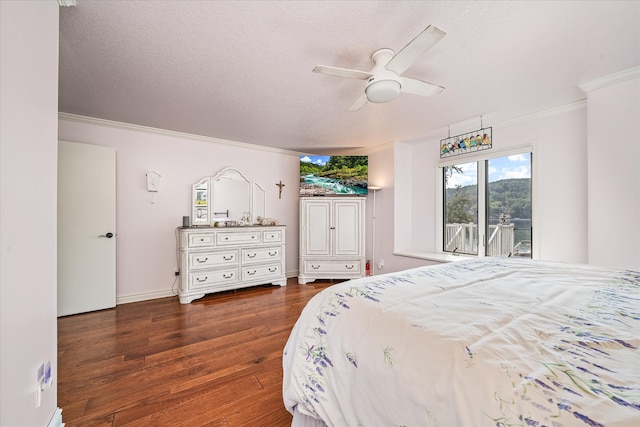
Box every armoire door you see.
[332,199,364,256]
[58,141,116,316]
[300,199,332,257]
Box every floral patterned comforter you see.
[283,258,640,427]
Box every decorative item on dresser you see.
[298,196,365,284]
[178,226,286,304]
[178,167,285,303]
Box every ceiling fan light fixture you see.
[365,79,401,103]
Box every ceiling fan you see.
[313,25,446,112]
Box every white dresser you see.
[298,197,366,284]
[178,226,286,303]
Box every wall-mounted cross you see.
[276,181,285,199]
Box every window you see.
[441,150,532,258]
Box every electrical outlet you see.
[378,259,384,269]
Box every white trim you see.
[58,112,299,156]
[493,100,586,130]
[117,271,300,304]
[47,408,64,427]
[116,289,176,305]
[393,251,473,263]
[57,0,76,6]
[386,100,587,154]
[438,143,535,167]
[578,66,640,93]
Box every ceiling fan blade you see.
[385,25,446,75]
[313,65,372,80]
[399,76,444,96]
[348,93,368,112]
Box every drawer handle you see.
[200,238,205,242]
[247,270,256,275]
[247,253,257,258]
[268,251,277,256]
[223,273,234,279]
[269,267,277,272]
[224,237,229,240]
[311,265,320,270]
[196,257,208,263]
[223,255,234,261]
[345,265,354,270]
[196,276,208,282]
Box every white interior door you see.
[58,141,116,316]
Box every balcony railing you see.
[445,223,517,257]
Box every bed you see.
[283,258,640,427]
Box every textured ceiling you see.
[58,1,640,154]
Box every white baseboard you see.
[116,289,176,305]
[116,271,300,305]
[47,408,64,427]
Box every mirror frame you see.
[191,167,266,226]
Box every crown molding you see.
[364,98,588,154]
[494,99,587,130]
[58,112,299,156]
[57,0,76,7]
[578,66,640,93]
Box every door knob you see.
[99,232,115,238]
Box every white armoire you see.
[298,197,366,284]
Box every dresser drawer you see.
[302,260,362,274]
[242,246,282,264]
[188,232,216,248]
[189,268,239,289]
[216,231,261,246]
[189,250,238,270]
[241,263,282,282]
[263,229,283,243]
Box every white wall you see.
[389,105,590,270]
[366,145,442,274]
[58,117,301,302]
[586,77,640,270]
[1,1,60,425]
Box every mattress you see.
[283,258,640,427]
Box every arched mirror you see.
[191,167,267,226]
[212,168,250,221]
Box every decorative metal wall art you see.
[440,127,492,158]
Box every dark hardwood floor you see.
[57,278,336,426]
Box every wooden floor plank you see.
[58,278,335,426]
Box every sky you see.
[300,155,329,166]
[446,153,531,188]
